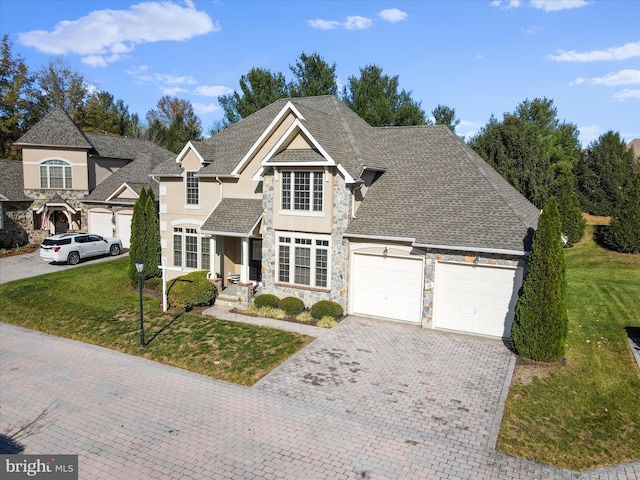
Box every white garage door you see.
[435,262,522,338]
[88,211,113,239]
[351,253,424,324]
[116,211,133,248]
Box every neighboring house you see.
[0,160,32,249]
[9,107,173,248]
[628,139,640,172]
[153,96,540,338]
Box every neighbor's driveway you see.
[1,318,638,479]
[0,249,126,284]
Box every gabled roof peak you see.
[14,107,93,149]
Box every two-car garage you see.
[349,250,522,338]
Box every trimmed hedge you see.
[310,300,343,320]
[167,270,216,309]
[254,294,280,308]
[278,297,305,315]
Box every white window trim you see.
[40,159,72,189]
[276,231,331,289]
[280,170,324,216]
[172,226,210,270]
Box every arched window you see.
[40,160,72,189]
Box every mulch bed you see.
[0,244,40,258]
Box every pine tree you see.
[604,175,640,254]
[128,187,148,287]
[511,196,568,362]
[143,189,161,278]
[552,163,586,247]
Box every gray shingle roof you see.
[345,126,540,253]
[85,133,174,162]
[14,107,92,149]
[0,160,30,201]
[266,149,325,163]
[200,198,263,235]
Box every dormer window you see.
[186,171,199,205]
[40,160,72,189]
[281,171,323,212]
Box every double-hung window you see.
[186,171,199,205]
[281,171,323,212]
[277,233,330,288]
[40,160,72,189]
[173,227,208,269]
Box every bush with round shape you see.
[167,270,216,309]
[278,297,305,315]
[310,300,343,320]
[253,294,280,308]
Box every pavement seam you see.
[487,351,516,449]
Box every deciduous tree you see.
[511,196,568,362]
[145,96,201,153]
[34,58,88,124]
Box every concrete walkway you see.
[203,304,328,337]
[1,320,638,479]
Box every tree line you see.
[2,34,637,252]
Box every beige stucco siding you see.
[22,147,89,191]
[89,158,129,191]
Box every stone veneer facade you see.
[260,169,351,311]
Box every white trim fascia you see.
[105,183,138,202]
[150,173,182,179]
[175,141,205,165]
[198,229,251,238]
[170,219,204,227]
[337,164,355,184]
[344,233,416,243]
[231,101,304,176]
[195,174,239,179]
[248,215,263,235]
[34,203,79,214]
[412,242,527,256]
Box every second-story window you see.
[186,171,199,205]
[281,171,323,212]
[40,160,72,189]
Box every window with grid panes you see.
[281,171,323,212]
[186,171,199,205]
[277,233,330,288]
[40,160,72,189]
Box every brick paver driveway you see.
[1,318,638,479]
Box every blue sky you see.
[1,0,639,145]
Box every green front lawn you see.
[0,258,313,386]
[498,226,640,470]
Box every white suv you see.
[40,233,123,265]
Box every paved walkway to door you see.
[1,319,638,479]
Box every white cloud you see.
[613,89,640,101]
[475,54,485,60]
[18,1,218,67]
[162,86,189,96]
[572,70,640,86]
[547,41,640,62]
[490,0,521,9]
[308,15,373,30]
[194,85,233,97]
[522,25,542,35]
[378,9,408,23]
[530,0,590,12]
[193,103,221,115]
[578,125,603,146]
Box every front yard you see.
[498,226,640,470]
[0,258,313,386]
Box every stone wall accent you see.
[260,169,351,310]
[23,189,89,244]
[0,201,32,249]
[420,249,526,328]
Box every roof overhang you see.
[411,241,528,256]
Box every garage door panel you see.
[435,262,522,338]
[351,254,423,324]
[88,211,113,239]
[116,212,132,248]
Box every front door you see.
[249,238,262,282]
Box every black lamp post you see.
[135,258,145,349]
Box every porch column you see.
[210,236,217,276]
[241,237,249,283]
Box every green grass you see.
[498,226,640,470]
[0,258,313,386]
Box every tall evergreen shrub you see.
[604,175,640,254]
[552,163,586,247]
[143,189,161,278]
[128,187,148,287]
[511,196,568,362]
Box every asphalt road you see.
[0,249,127,284]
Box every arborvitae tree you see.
[128,187,149,287]
[511,196,568,362]
[143,189,161,279]
[604,175,640,254]
[552,163,586,247]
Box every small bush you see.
[296,311,313,324]
[310,300,343,319]
[246,304,286,319]
[317,316,337,328]
[278,297,305,315]
[167,271,216,309]
[254,294,280,308]
[145,277,163,291]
